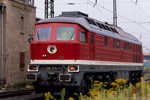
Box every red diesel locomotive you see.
[26,11,143,93]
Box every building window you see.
[104,37,108,46]
[28,0,34,5]
[20,52,25,69]
[20,16,24,33]
[79,32,87,43]
[20,0,25,2]
[117,40,120,48]
[113,39,116,48]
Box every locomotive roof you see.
[38,14,141,45]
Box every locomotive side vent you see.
[60,11,88,17]
[85,18,119,34]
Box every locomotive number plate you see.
[46,66,61,71]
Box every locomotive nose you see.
[31,43,76,60]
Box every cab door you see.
[79,29,90,60]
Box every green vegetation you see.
[81,78,149,100]
[144,67,150,71]
[6,81,26,91]
[44,78,150,100]
[0,81,32,91]
[45,92,56,100]
[0,86,2,90]
[60,88,65,100]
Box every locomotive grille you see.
[45,66,61,71]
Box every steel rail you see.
[0,89,35,98]
[0,93,43,100]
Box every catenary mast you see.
[45,0,54,19]
[113,0,117,26]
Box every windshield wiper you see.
[37,31,40,40]
[69,32,74,40]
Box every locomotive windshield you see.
[57,27,75,40]
[35,27,52,41]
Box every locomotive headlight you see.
[68,65,79,72]
[28,65,39,71]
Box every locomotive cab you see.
[26,21,90,93]
[30,23,89,60]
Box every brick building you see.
[0,0,36,85]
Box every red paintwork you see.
[31,22,143,63]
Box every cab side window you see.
[91,35,94,44]
[124,42,126,50]
[104,37,108,46]
[127,43,129,50]
[117,40,120,48]
[113,39,116,48]
[79,32,87,43]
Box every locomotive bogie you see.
[26,63,143,84]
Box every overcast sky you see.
[35,0,150,53]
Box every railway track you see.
[0,89,43,100]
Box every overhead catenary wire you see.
[93,0,97,7]
[129,0,150,32]
[130,0,150,20]
[81,0,112,23]
[85,0,150,33]
[53,1,150,5]
[135,0,138,4]
[35,0,150,33]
